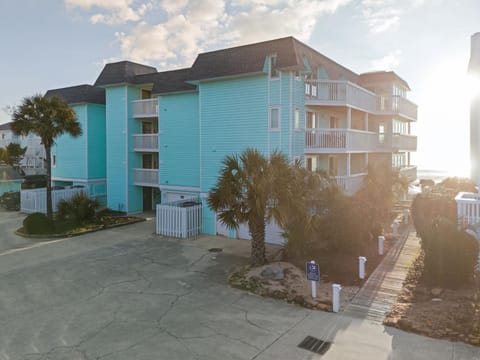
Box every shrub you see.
[23,212,54,234]
[0,191,20,211]
[422,218,478,288]
[56,193,100,225]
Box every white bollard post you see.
[378,235,385,256]
[310,260,317,298]
[359,256,367,279]
[393,221,399,237]
[332,284,342,313]
[403,209,409,224]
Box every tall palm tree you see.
[208,148,291,266]
[11,95,81,221]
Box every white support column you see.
[347,107,352,129]
[347,153,351,176]
[364,112,369,131]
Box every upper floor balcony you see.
[305,128,379,153]
[132,99,158,118]
[392,133,417,152]
[133,134,159,152]
[134,168,159,187]
[305,80,417,121]
[305,80,376,113]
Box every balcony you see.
[134,168,159,187]
[399,166,417,182]
[333,173,367,195]
[305,80,376,113]
[392,134,417,151]
[133,134,159,152]
[377,95,417,121]
[132,99,158,118]
[305,80,418,121]
[305,128,378,153]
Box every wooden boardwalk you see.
[342,228,421,323]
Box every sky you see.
[0,0,479,175]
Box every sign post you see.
[306,260,320,298]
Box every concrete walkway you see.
[343,226,421,323]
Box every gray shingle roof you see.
[187,36,359,82]
[94,61,157,87]
[45,85,106,105]
[0,122,12,131]
[359,71,411,91]
[135,68,196,94]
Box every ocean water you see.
[416,169,451,183]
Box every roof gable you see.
[94,61,157,87]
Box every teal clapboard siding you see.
[51,104,88,179]
[87,104,106,179]
[160,92,199,188]
[106,86,128,212]
[200,75,269,196]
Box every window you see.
[269,107,280,130]
[295,108,300,129]
[52,154,56,168]
[269,55,279,78]
[379,123,385,144]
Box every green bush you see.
[422,218,478,288]
[56,193,99,225]
[0,191,20,211]
[23,212,54,234]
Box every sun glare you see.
[417,56,472,178]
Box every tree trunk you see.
[249,217,267,266]
[45,145,53,222]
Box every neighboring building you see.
[48,36,418,241]
[470,32,480,186]
[46,85,107,204]
[0,122,46,174]
[0,165,23,195]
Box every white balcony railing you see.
[132,99,158,118]
[377,96,418,120]
[305,80,377,113]
[305,80,418,121]
[305,128,378,152]
[398,165,417,181]
[392,134,417,151]
[133,134,159,152]
[456,192,480,226]
[134,168,159,186]
[333,173,367,195]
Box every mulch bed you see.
[384,250,480,346]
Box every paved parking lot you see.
[1,216,479,360]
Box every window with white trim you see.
[269,107,280,130]
[294,108,300,129]
[269,55,279,78]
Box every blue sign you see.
[306,262,320,281]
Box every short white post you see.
[403,209,409,224]
[359,256,367,279]
[332,284,342,313]
[393,221,399,237]
[310,260,317,298]
[378,236,385,256]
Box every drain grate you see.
[298,336,331,355]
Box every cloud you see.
[66,0,352,68]
[65,0,153,24]
[361,0,424,33]
[371,49,402,70]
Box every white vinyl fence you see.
[21,187,88,214]
[156,198,202,238]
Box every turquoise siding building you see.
[47,36,418,242]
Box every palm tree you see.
[11,95,81,221]
[208,148,291,266]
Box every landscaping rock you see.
[261,265,285,280]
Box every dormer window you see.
[269,55,279,78]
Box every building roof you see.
[358,71,411,91]
[45,85,106,105]
[94,61,157,87]
[0,166,23,181]
[135,68,196,94]
[0,122,11,131]
[187,36,358,82]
